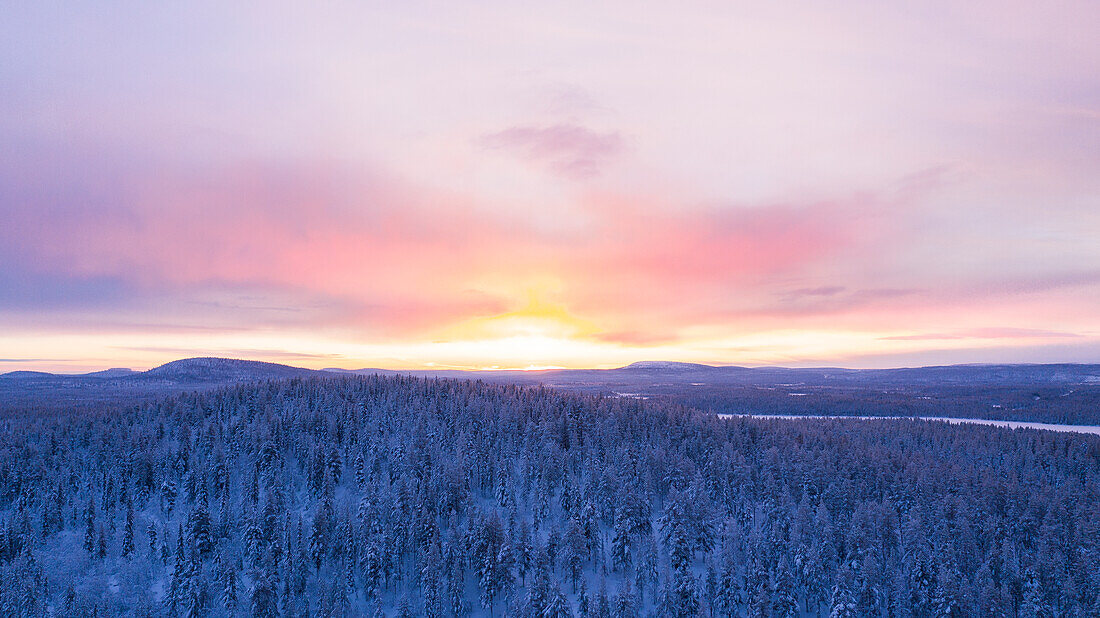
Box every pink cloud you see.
[783,286,847,298]
[481,124,624,179]
[2,147,1098,354]
[0,148,963,346]
[0,156,890,342]
[547,191,897,338]
[881,327,1082,341]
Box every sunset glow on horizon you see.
[3,2,1099,373]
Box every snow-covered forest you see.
[2,375,1099,617]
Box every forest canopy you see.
[1,375,1098,617]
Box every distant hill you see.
[1,357,323,385]
[81,368,138,378]
[0,357,328,410]
[0,370,58,379]
[140,357,323,384]
[7,358,1100,389]
[5,358,1100,423]
[11,359,1099,387]
[316,361,1100,424]
[621,360,720,371]
[321,361,1100,388]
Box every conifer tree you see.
[121,504,135,559]
[544,583,575,618]
[613,579,637,618]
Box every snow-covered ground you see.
[718,413,1100,435]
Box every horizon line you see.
[5,355,1100,378]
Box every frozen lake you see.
[718,413,1100,436]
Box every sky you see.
[2,1,1099,373]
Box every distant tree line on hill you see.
[667,383,1100,425]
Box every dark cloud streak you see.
[481,124,624,179]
